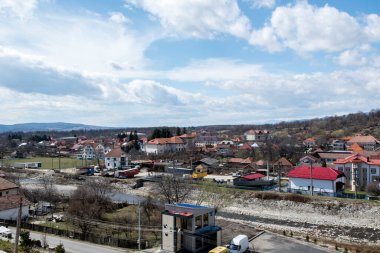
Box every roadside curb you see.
[249,230,265,241]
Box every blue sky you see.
[1,0,380,127]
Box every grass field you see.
[2,156,98,170]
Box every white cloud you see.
[166,58,263,82]
[250,1,372,53]
[0,0,37,19]
[125,0,252,39]
[364,14,380,41]
[247,0,275,9]
[109,12,130,24]
[0,10,155,75]
[336,49,368,67]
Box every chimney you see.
[367,156,370,162]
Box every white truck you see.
[229,234,249,253]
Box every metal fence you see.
[0,219,155,249]
[286,188,368,199]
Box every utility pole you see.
[14,197,22,253]
[58,147,61,170]
[278,161,282,192]
[138,200,141,251]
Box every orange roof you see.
[274,157,293,166]
[334,153,380,165]
[148,136,184,145]
[348,143,363,152]
[242,157,254,164]
[304,138,316,142]
[0,194,31,211]
[105,147,126,158]
[228,158,245,164]
[179,133,197,139]
[347,135,379,144]
[0,177,18,191]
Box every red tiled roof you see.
[288,166,344,180]
[242,157,254,164]
[0,194,30,211]
[0,178,18,191]
[348,143,363,152]
[274,157,293,166]
[105,147,126,158]
[347,135,379,144]
[148,136,184,145]
[228,158,245,164]
[179,133,197,139]
[238,143,252,150]
[304,138,316,142]
[334,153,380,165]
[241,173,265,180]
[245,129,269,135]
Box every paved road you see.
[251,232,333,253]
[9,228,127,253]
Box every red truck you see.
[114,168,139,178]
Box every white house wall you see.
[335,163,380,186]
[0,206,29,221]
[289,178,343,193]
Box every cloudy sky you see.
[1,0,380,127]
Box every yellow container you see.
[208,246,229,253]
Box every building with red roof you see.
[334,153,380,191]
[287,166,345,196]
[144,136,186,154]
[0,177,30,220]
[347,135,380,151]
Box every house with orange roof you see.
[144,136,186,154]
[244,129,270,142]
[179,132,197,149]
[334,153,380,191]
[303,137,317,148]
[76,142,106,160]
[347,143,364,153]
[0,177,30,220]
[104,147,128,170]
[347,135,380,151]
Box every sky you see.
[1,0,380,127]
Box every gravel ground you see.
[219,197,380,246]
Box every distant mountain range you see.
[0,122,115,133]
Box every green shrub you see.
[55,243,65,253]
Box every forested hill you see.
[201,109,380,140]
[2,110,380,141]
[0,122,114,133]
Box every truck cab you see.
[229,235,249,253]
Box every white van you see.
[229,234,249,253]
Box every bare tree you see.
[156,176,193,204]
[195,181,232,211]
[66,183,113,239]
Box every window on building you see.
[371,168,377,174]
[195,216,202,229]
[338,167,343,171]
[203,214,209,226]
